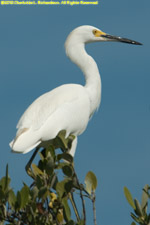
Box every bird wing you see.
[17,84,88,131]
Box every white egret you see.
[10,25,141,157]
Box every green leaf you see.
[8,189,16,209]
[64,181,73,193]
[36,175,43,189]
[56,179,70,198]
[0,188,5,199]
[78,220,85,225]
[5,164,9,190]
[53,130,75,151]
[141,184,149,211]
[124,187,136,209]
[56,162,69,169]
[20,185,29,208]
[131,222,136,225]
[85,171,97,194]
[45,158,54,175]
[30,186,38,200]
[16,191,21,209]
[131,213,140,223]
[57,130,68,149]
[50,174,58,190]
[32,164,44,176]
[48,145,55,159]
[56,181,65,198]
[0,165,11,194]
[57,153,73,163]
[39,152,44,161]
[62,165,73,177]
[72,176,80,189]
[66,220,75,225]
[62,197,71,221]
[38,186,48,199]
[0,177,10,192]
[134,199,143,217]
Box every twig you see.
[68,192,80,222]
[50,173,57,189]
[79,187,86,224]
[92,191,97,225]
[73,171,86,224]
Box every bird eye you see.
[93,29,97,36]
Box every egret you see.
[10,25,141,159]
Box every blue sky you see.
[0,1,150,225]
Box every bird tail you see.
[9,128,41,154]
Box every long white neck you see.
[65,42,101,116]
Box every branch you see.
[68,192,80,222]
[73,170,86,224]
[92,191,97,225]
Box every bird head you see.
[65,25,142,68]
[65,25,142,46]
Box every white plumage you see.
[10,25,141,155]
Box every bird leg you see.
[25,132,75,177]
[25,147,40,177]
